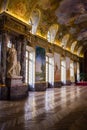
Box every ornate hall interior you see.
[0,0,87,130]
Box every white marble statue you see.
[7,44,21,78]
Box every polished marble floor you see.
[0,85,87,130]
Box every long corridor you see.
[0,85,87,130]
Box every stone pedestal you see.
[6,77,28,100]
[35,82,47,91]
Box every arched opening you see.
[29,9,41,35]
[71,41,77,52]
[77,46,83,56]
[61,34,69,49]
[47,24,58,43]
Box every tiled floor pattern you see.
[0,85,87,130]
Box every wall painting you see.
[35,46,45,82]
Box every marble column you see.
[0,35,2,82]
[1,31,8,84]
[11,36,17,48]
[21,36,27,83]
[16,37,22,62]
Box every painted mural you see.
[54,53,61,81]
[35,46,45,82]
[66,57,70,80]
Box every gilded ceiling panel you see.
[0,0,3,12]
[7,0,37,22]
[37,0,60,10]
[35,0,60,36]
[36,8,57,37]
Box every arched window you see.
[7,40,12,48]
[29,9,41,34]
[61,34,69,49]
[71,41,77,52]
[47,24,58,43]
[77,46,83,55]
[1,0,8,11]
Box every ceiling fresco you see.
[0,0,3,12]
[0,0,87,56]
[56,0,86,25]
[7,0,37,22]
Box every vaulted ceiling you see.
[0,0,87,57]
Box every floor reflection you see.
[0,86,87,130]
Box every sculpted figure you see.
[7,44,21,78]
[16,61,21,76]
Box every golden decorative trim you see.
[0,84,6,87]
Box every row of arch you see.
[28,9,83,56]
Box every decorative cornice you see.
[0,12,31,35]
[0,12,83,62]
[27,34,81,61]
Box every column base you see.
[54,81,63,88]
[35,82,47,91]
[6,77,28,100]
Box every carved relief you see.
[5,17,25,34]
